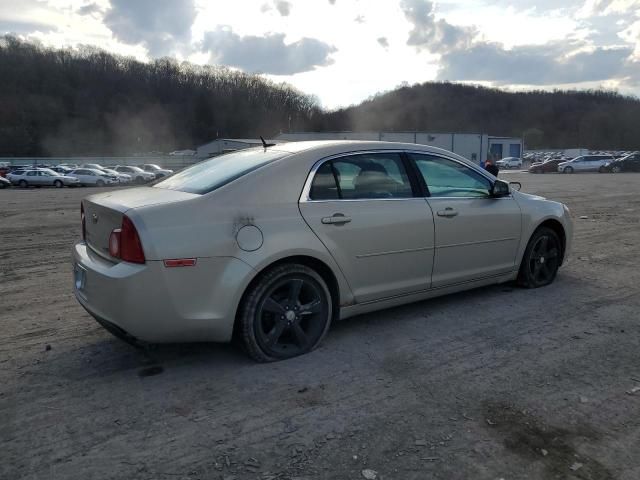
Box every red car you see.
[528,159,564,173]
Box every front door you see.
[408,153,522,287]
[299,152,435,303]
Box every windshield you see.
[154,148,289,194]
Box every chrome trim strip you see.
[356,245,435,258]
[298,148,503,203]
[438,237,517,249]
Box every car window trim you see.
[406,151,508,200]
[300,149,505,203]
[301,150,419,202]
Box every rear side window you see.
[154,148,289,195]
[309,153,412,200]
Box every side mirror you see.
[491,179,510,197]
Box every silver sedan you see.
[73,141,573,361]
[9,169,79,188]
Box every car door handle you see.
[321,214,352,225]
[437,208,458,218]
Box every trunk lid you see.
[82,187,199,260]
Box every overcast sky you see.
[1,0,639,108]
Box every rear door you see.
[408,153,522,287]
[299,152,435,303]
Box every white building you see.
[196,138,280,158]
[276,132,522,165]
[195,132,523,165]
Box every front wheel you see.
[238,264,333,362]
[96,180,105,187]
[612,165,622,173]
[517,227,561,288]
[54,179,63,188]
[19,179,28,188]
[564,166,573,173]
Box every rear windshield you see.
[153,148,289,194]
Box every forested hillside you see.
[0,36,320,156]
[1,36,639,155]
[315,83,640,150]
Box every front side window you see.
[155,148,289,195]
[409,154,492,198]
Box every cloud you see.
[377,37,389,48]
[103,0,196,56]
[275,1,292,16]
[400,0,476,54]
[77,3,102,16]
[0,19,56,34]
[201,27,337,75]
[437,41,637,85]
[578,0,640,18]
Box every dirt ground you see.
[2,172,640,480]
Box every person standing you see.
[485,158,499,176]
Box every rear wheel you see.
[19,179,28,188]
[238,264,333,362]
[517,227,561,288]
[564,166,573,173]
[54,179,63,188]
[612,165,622,173]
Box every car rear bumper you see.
[72,242,255,343]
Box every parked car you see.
[81,163,105,170]
[528,159,564,174]
[142,164,174,178]
[496,157,522,169]
[73,141,573,362]
[8,169,79,188]
[50,166,74,175]
[557,155,614,173]
[599,152,640,173]
[101,168,132,184]
[113,166,156,184]
[0,176,10,188]
[68,168,118,187]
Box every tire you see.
[96,180,105,187]
[517,227,562,288]
[54,180,63,188]
[238,264,333,362]
[564,166,573,173]
[19,179,28,188]
[612,165,622,173]
[136,177,145,185]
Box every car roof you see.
[266,140,473,165]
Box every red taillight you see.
[109,215,145,264]
[81,203,86,241]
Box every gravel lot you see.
[2,172,640,480]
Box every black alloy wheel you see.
[239,264,332,362]
[518,227,561,288]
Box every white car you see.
[8,169,79,188]
[557,155,614,173]
[142,164,174,178]
[113,166,156,184]
[73,140,573,362]
[68,168,118,187]
[102,168,132,184]
[496,157,522,169]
